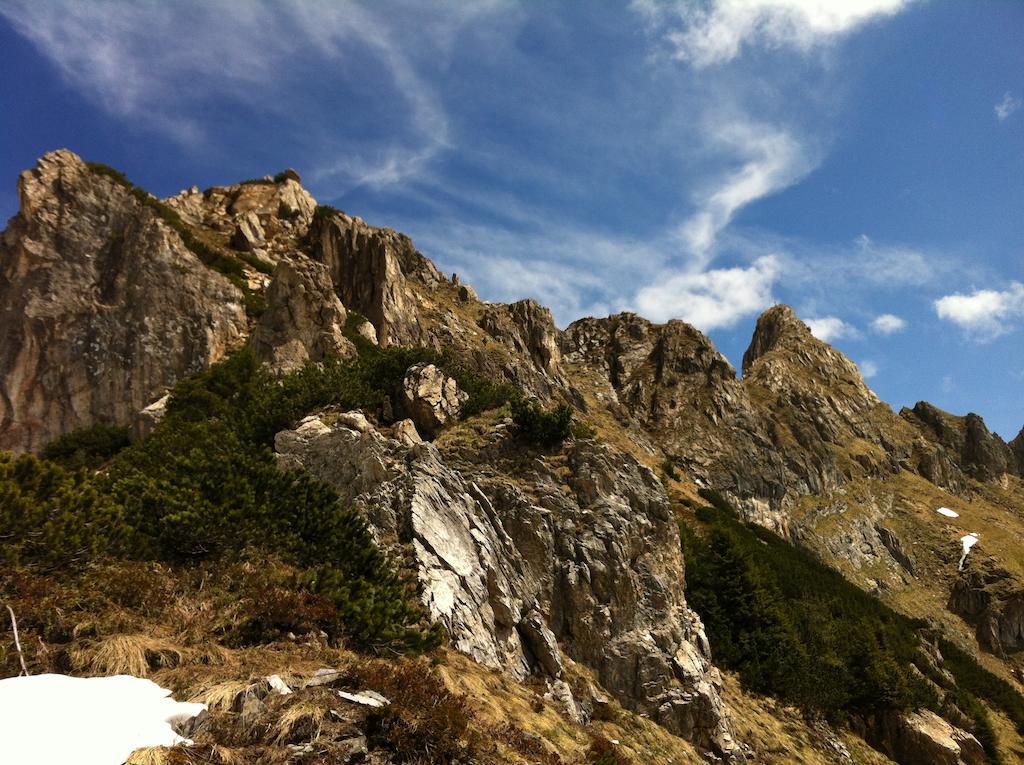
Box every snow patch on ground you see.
[958,532,979,571]
[0,674,205,765]
[936,507,959,518]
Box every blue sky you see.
[1,1,1022,437]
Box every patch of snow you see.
[958,532,979,571]
[337,689,390,707]
[936,507,959,518]
[0,673,205,765]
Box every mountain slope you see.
[2,150,1023,765]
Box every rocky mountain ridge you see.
[2,149,1023,765]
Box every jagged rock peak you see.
[741,303,874,400]
[308,206,444,346]
[741,303,810,375]
[560,311,735,389]
[479,299,562,375]
[901,401,1019,481]
[0,149,247,452]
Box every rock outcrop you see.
[230,211,265,252]
[479,299,562,375]
[873,709,985,765]
[949,561,1024,652]
[250,258,354,373]
[309,208,443,346]
[275,413,744,761]
[0,150,248,452]
[902,402,1019,485]
[1011,428,1024,475]
[399,363,468,437]
[167,175,316,263]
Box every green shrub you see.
[680,499,937,722]
[0,454,128,567]
[510,399,574,447]
[939,638,1024,736]
[236,250,275,275]
[312,204,342,222]
[101,417,438,652]
[1,350,448,653]
[683,500,1024,743]
[41,424,130,470]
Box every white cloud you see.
[805,315,856,342]
[858,359,879,379]
[632,255,779,328]
[0,0,474,189]
[934,282,1024,338]
[871,313,906,333]
[995,92,1022,121]
[633,0,913,67]
[678,115,819,263]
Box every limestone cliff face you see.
[0,150,247,452]
[308,208,444,346]
[479,299,562,375]
[250,258,355,373]
[275,412,745,762]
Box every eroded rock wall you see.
[0,150,247,452]
[275,413,744,761]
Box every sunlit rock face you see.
[275,413,746,762]
[0,150,247,453]
[251,258,355,374]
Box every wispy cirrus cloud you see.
[676,114,819,265]
[622,0,916,333]
[0,0,500,189]
[632,0,913,67]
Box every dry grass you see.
[437,650,705,765]
[75,633,187,677]
[271,699,327,744]
[124,747,171,765]
[720,673,896,765]
[192,679,254,712]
